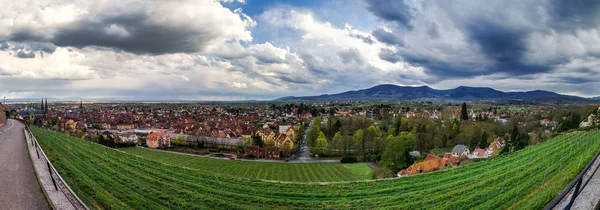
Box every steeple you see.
[45,98,48,112]
[80,100,83,109]
[41,98,44,111]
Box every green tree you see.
[514,132,530,151]
[331,131,342,152]
[91,134,99,143]
[511,123,519,142]
[479,131,489,149]
[76,130,85,139]
[314,131,328,155]
[365,125,382,156]
[381,132,414,171]
[281,141,294,157]
[173,135,186,146]
[392,116,402,136]
[98,135,106,146]
[461,102,469,121]
[308,117,322,147]
[353,129,365,156]
[451,121,460,139]
[252,134,264,147]
[294,123,305,143]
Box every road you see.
[298,120,312,162]
[0,119,49,209]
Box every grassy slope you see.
[33,127,600,209]
[119,147,372,182]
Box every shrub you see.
[115,142,136,148]
[340,156,358,163]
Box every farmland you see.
[119,147,372,182]
[33,126,600,209]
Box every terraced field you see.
[119,147,372,182]
[32,127,600,209]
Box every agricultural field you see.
[119,147,372,182]
[33,127,600,209]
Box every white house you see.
[278,125,291,134]
[452,144,470,156]
[469,147,489,159]
[118,131,138,144]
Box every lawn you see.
[32,127,600,209]
[119,147,372,182]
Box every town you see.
[6,99,599,179]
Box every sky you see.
[1,0,600,101]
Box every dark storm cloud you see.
[348,33,374,45]
[0,41,8,50]
[464,20,547,75]
[378,48,401,63]
[6,7,241,55]
[366,0,570,80]
[372,28,404,46]
[365,0,413,28]
[16,50,35,58]
[0,41,57,58]
[48,15,213,55]
[277,75,311,84]
[550,0,600,30]
[548,76,597,84]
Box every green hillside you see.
[119,147,372,182]
[32,126,600,209]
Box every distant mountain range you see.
[277,84,600,102]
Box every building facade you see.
[146,131,171,148]
[0,103,5,126]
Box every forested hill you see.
[278,84,590,102]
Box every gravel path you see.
[0,120,49,209]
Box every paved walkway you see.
[0,119,49,209]
[551,149,600,210]
[570,152,600,210]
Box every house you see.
[452,144,470,156]
[118,131,138,144]
[470,147,488,159]
[245,146,260,158]
[398,154,446,177]
[262,146,281,159]
[117,123,135,130]
[443,153,469,166]
[245,146,281,159]
[146,131,171,148]
[580,109,600,127]
[486,137,506,156]
[278,125,291,134]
